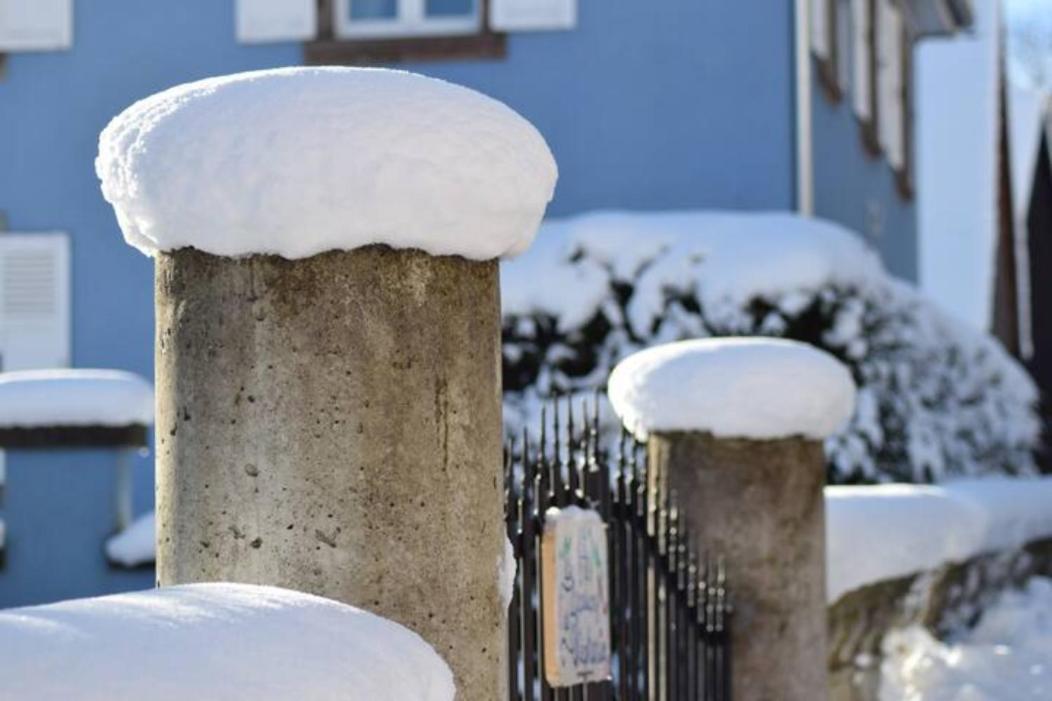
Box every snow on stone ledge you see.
[0,583,455,701]
[607,338,856,441]
[97,67,557,261]
[826,477,1052,602]
[0,369,154,428]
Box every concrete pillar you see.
[154,245,505,700]
[607,337,856,701]
[649,432,828,701]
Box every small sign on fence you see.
[540,505,612,687]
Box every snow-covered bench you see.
[0,369,154,536]
[0,369,153,448]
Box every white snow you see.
[827,478,1052,602]
[0,369,154,428]
[500,534,517,611]
[880,576,1052,700]
[502,209,1039,483]
[0,582,455,701]
[105,511,155,568]
[502,211,883,335]
[607,337,856,442]
[97,67,557,261]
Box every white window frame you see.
[334,0,481,39]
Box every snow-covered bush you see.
[500,211,1039,483]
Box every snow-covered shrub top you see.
[0,583,455,701]
[0,369,153,428]
[501,210,1039,483]
[98,67,557,260]
[607,338,856,441]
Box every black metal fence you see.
[504,396,732,701]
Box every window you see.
[306,0,503,64]
[303,0,576,65]
[334,0,481,39]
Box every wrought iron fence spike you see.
[552,394,561,467]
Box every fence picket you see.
[505,396,732,701]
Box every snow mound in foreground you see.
[608,337,855,441]
[0,369,153,428]
[502,210,1039,483]
[880,577,1052,700]
[0,583,454,701]
[98,67,557,261]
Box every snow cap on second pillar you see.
[608,337,857,442]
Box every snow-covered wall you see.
[827,478,1052,602]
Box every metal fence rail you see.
[504,397,732,701]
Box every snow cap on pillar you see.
[96,67,558,260]
[607,337,857,441]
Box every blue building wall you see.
[810,76,918,280]
[0,0,798,607]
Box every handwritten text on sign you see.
[541,506,612,687]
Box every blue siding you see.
[0,0,797,606]
[810,78,918,280]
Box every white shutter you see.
[491,0,576,32]
[852,0,872,120]
[810,0,830,59]
[235,0,317,43]
[876,0,904,168]
[0,0,72,52]
[0,233,71,372]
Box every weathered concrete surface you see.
[649,432,828,701]
[155,245,504,701]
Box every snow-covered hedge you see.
[501,211,1039,483]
